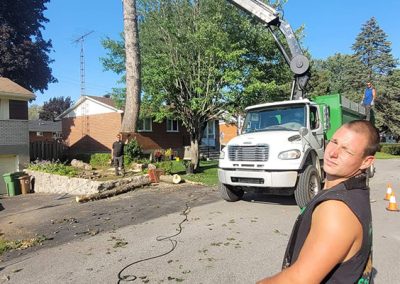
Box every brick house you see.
[219,121,238,146]
[29,120,62,142]
[57,95,220,158]
[0,77,35,195]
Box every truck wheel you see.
[219,183,244,202]
[294,165,321,208]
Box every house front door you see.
[202,121,215,147]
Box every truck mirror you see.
[299,127,308,137]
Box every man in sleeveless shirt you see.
[257,120,379,283]
[362,82,376,121]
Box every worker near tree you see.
[362,81,376,121]
[257,120,379,283]
[111,133,126,176]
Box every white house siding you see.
[0,98,9,119]
[0,120,30,187]
[63,99,116,118]
[0,155,18,194]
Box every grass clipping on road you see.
[0,235,49,255]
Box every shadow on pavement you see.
[242,192,297,206]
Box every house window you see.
[205,121,215,139]
[137,118,152,132]
[166,119,179,132]
[9,100,28,120]
[36,132,43,136]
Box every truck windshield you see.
[243,105,306,133]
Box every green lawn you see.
[375,152,400,159]
[169,160,219,186]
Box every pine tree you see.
[352,17,397,82]
[374,70,400,136]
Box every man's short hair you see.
[343,120,380,157]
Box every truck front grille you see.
[228,145,269,162]
[231,177,264,184]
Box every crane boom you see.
[227,0,310,100]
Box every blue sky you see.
[35,0,400,106]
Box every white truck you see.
[218,0,369,207]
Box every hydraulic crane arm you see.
[227,0,310,100]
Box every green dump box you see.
[2,172,26,196]
[314,93,367,140]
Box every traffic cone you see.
[386,194,399,212]
[384,183,393,200]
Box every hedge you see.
[380,143,400,155]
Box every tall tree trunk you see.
[121,0,141,133]
[188,123,206,173]
[189,138,200,173]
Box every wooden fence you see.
[30,141,67,161]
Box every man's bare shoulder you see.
[313,199,360,232]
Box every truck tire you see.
[219,183,244,202]
[294,165,321,208]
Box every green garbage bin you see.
[2,172,25,196]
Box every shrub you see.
[90,153,111,168]
[380,143,400,155]
[125,138,143,163]
[28,160,77,177]
[156,160,173,175]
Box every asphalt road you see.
[1,159,400,283]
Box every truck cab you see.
[218,99,328,207]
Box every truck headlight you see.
[278,149,301,160]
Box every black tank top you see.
[282,174,373,283]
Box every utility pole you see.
[72,31,94,97]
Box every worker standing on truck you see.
[362,82,376,121]
[257,120,379,284]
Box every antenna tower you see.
[73,31,94,97]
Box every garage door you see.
[0,155,18,195]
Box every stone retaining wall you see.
[25,170,150,195]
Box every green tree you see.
[308,54,366,101]
[352,17,397,82]
[0,0,56,92]
[28,104,42,120]
[102,0,295,171]
[39,96,72,121]
[374,69,400,136]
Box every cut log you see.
[76,176,150,203]
[159,174,182,184]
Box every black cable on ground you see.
[117,203,190,283]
